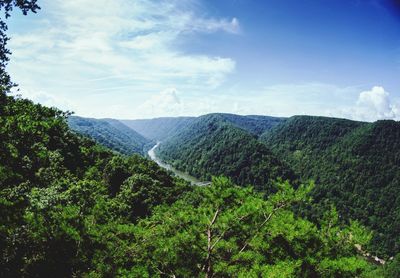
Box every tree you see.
[0,0,40,91]
[127,177,371,277]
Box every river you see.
[148,143,210,186]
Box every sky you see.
[5,0,400,121]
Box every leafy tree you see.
[0,93,190,276]
[0,0,40,91]
[127,178,371,277]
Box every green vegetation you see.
[0,94,376,276]
[157,114,296,192]
[1,94,378,276]
[154,114,400,258]
[207,113,285,136]
[128,178,372,277]
[0,93,189,276]
[123,113,284,142]
[68,116,151,155]
[0,0,40,90]
[0,2,397,276]
[261,116,400,257]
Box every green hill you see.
[0,93,189,276]
[261,116,400,256]
[204,113,285,136]
[68,116,151,155]
[157,114,296,192]
[0,2,391,275]
[122,114,284,141]
[0,93,378,277]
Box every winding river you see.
[148,143,210,186]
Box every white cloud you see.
[8,0,238,115]
[136,88,183,118]
[12,88,74,112]
[190,17,241,34]
[356,86,396,119]
[330,86,399,122]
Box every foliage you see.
[127,177,371,277]
[207,113,285,136]
[0,2,390,276]
[157,114,296,192]
[68,116,151,156]
[123,113,284,142]
[0,0,40,90]
[262,115,400,257]
[0,94,189,277]
[0,93,378,276]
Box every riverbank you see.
[148,143,211,186]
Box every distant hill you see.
[261,115,400,257]
[121,117,195,141]
[156,114,296,192]
[209,113,285,136]
[260,115,367,175]
[72,112,400,257]
[122,113,284,141]
[68,116,151,155]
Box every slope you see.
[0,94,189,276]
[261,115,400,257]
[156,114,296,191]
[211,113,285,136]
[68,116,151,155]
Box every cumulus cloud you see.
[357,86,396,118]
[349,86,398,121]
[329,86,399,122]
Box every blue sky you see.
[6,0,400,121]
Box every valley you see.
[148,143,210,186]
[2,94,399,276]
[68,113,400,258]
[2,1,400,276]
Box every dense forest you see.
[2,94,388,277]
[122,113,284,142]
[68,116,151,156]
[2,1,400,277]
[205,113,285,136]
[156,114,296,192]
[149,114,400,258]
[261,116,400,257]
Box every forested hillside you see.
[154,114,400,257]
[261,116,400,257]
[121,116,195,141]
[2,1,400,276]
[123,114,284,141]
[157,114,296,191]
[68,116,151,155]
[210,113,285,136]
[1,93,385,276]
[0,94,190,276]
